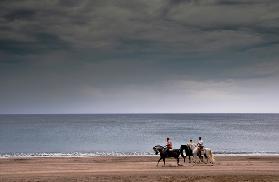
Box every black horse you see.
[153,145,183,166]
[180,145,205,163]
[180,145,193,163]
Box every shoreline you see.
[0,153,279,159]
[1,153,279,158]
[1,156,279,181]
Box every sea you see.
[0,114,278,157]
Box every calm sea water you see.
[0,114,278,157]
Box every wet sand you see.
[1,156,279,181]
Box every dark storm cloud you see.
[1,0,278,55]
[0,0,279,113]
[0,33,69,55]
[3,9,36,21]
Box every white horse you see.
[190,145,215,164]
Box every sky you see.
[0,0,279,114]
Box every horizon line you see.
[0,112,279,115]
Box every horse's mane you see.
[155,145,163,147]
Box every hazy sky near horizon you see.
[1,0,279,113]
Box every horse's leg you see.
[204,155,208,164]
[208,149,214,164]
[196,152,202,164]
[207,150,213,164]
[156,157,162,166]
[193,155,196,164]
[163,157,165,166]
[181,148,186,163]
[182,152,185,163]
[199,156,203,163]
[211,156,215,164]
[203,150,208,164]
[177,157,180,166]
[198,151,203,163]
[188,155,191,163]
[199,151,205,163]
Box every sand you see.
[1,156,279,181]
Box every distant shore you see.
[1,156,279,182]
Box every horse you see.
[191,146,215,164]
[153,145,182,166]
[180,144,205,163]
[180,145,193,163]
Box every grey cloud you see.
[1,0,278,55]
[1,0,279,113]
[0,33,69,56]
[3,9,36,21]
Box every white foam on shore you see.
[1,152,279,158]
[0,152,154,158]
[214,153,279,157]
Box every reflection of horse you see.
[153,145,182,166]
[191,146,215,164]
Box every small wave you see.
[213,151,279,156]
[1,151,279,158]
[0,152,156,158]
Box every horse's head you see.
[153,145,164,155]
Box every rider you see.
[166,137,173,150]
[165,137,173,156]
[187,139,195,150]
[197,137,204,159]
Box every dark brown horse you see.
[153,145,182,166]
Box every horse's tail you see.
[209,149,215,163]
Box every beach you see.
[1,156,279,182]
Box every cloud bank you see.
[0,0,279,113]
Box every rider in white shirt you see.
[197,137,204,149]
[187,139,195,150]
[197,137,204,161]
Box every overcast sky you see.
[0,0,279,114]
